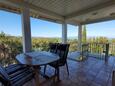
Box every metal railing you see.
[82,43,109,60]
[0,42,114,66]
[109,43,115,56]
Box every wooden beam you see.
[0,0,64,21]
[9,0,24,3]
[29,4,63,19]
[34,15,63,24]
[0,2,21,14]
[66,0,115,20]
[81,16,115,25]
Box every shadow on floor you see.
[25,56,115,86]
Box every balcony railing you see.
[109,43,115,56]
[0,42,115,66]
[82,43,110,60]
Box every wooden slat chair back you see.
[49,43,57,53]
[0,64,34,86]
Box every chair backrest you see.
[0,65,11,86]
[49,43,57,53]
[56,44,70,66]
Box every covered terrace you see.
[0,0,115,86]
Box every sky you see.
[0,10,115,38]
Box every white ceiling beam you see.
[81,16,115,25]
[65,0,115,20]
[0,0,64,21]
[65,19,80,26]
[32,15,63,24]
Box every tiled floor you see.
[25,56,115,86]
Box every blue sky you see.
[0,10,115,38]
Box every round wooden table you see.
[16,51,59,86]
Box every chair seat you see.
[5,64,27,75]
[49,60,65,68]
[12,72,33,86]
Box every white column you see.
[62,22,67,44]
[78,24,82,51]
[21,5,32,53]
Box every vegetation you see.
[0,32,22,66]
[0,31,115,66]
[32,37,61,51]
[67,39,78,52]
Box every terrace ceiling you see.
[0,0,115,25]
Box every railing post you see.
[105,43,109,62]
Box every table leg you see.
[34,66,40,86]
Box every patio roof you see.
[0,0,115,25]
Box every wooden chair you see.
[0,64,34,86]
[43,43,57,74]
[112,70,115,86]
[44,43,70,81]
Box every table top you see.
[16,51,59,66]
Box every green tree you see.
[112,39,115,43]
[82,25,87,43]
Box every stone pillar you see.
[21,5,32,53]
[78,24,82,51]
[62,22,67,44]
